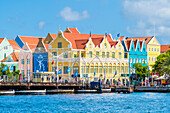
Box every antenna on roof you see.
[154,22,155,37]
[58,24,61,31]
[105,33,107,37]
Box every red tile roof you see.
[161,45,170,53]
[67,28,80,34]
[0,38,4,44]
[63,30,114,49]
[19,36,45,45]
[124,40,131,51]
[50,33,57,39]
[8,39,20,50]
[1,51,19,62]
[44,44,49,50]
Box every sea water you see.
[0,93,170,113]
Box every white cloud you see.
[38,21,46,29]
[123,0,170,44]
[58,7,90,21]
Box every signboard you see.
[33,53,48,72]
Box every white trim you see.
[42,41,47,52]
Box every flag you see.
[73,71,78,78]
[57,69,62,75]
[66,66,71,73]
[52,59,54,64]
[2,65,8,72]
[113,71,117,78]
[94,71,95,77]
[10,64,14,71]
[117,33,120,37]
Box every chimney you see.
[39,37,42,42]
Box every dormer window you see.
[137,48,139,51]
[89,44,91,48]
[59,34,61,38]
[143,48,145,52]
[104,43,107,48]
[132,47,133,51]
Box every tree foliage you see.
[133,63,149,79]
[153,50,170,75]
[0,63,20,82]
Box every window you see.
[142,59,144,63]
[96,51,99,56]
[124,53,127,58]
[107,52,109,58]
[104,66,107,73]
[113,66,116,74]
[64,66,68,74]
[109,66,112,73]
[21,70,24,75]
[133,58,135,63]
[136,58,138,63]
[143,48,145,52]
[155,48,156,52]
[73,66,79,74]
[4,53,6,59]
[86,66,89,73]
[102,52,105,58]
[63,52,68,58]
[81,53,84,57]
[94,66,98,73]
[118,52,122,59]
[157,48,159,52]
[104,43,107,48]
[155,57,157,61]
[74,54,77,58]
[152,48,153,51]
[117,67,120,74]
[4,46,8,50]
[52,52,57,56]
[52,66,57,74]
[121,66,124,74]
[89,51,92,58]
[89,44,91,48]
[81,66,85,73]
[112,52,115,58]
[152,57,153,61]
[90,66,94,73]
[139,58,141,63]
[145,59,147,63]
[149,57,150,61]
[59,34,61,38]
[58,42,62,48]
[149,47,150,51]
[38,47,41,51]
[132,47,133,51]
[130,58,132,63]
[125,66,128,74]
[99,66,102,73]
[21,59,24,64]
[137,48,139,51]
[27,59,30,64]
[27,70,30,76]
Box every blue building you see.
[33,38,48,72]
[119,37,148,76]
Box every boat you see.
[0,90,15,95]
[15,89,46,95]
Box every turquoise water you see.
[0,93,170,113]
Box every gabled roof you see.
[123,40,131,51]
[50,33,57,39]
[1,52,19,62]
[65,27,80,34]
[63,30,114,49]
[18,36,45,45]
[8,39,20,50]
[161,45,170,53]
[0,38,4,44]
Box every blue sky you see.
[0,0,170,44]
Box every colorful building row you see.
[0,27,167,83]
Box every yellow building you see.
[123,36,160,70]
[48,27,129,84]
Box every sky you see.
[0,0,170,44]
